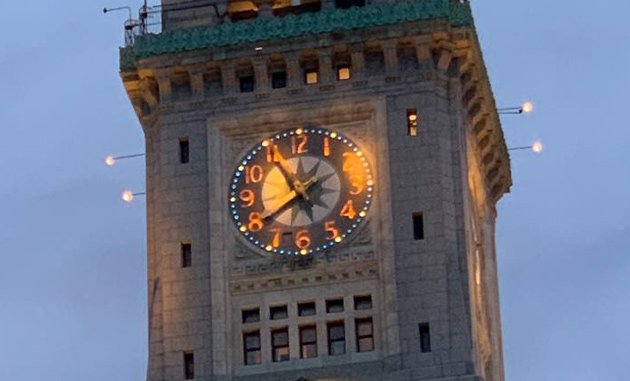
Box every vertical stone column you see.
[154,69,172,104]
[221,61,236,96]
[253,57,270,95]
[350,44,365,81]
[286,52,303,93]
[381,39,400,80]
[187,64,205,101]
[318,48,334,89]
[138,77,160,109]
[415,36,433,69]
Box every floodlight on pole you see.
[122,190,146,203]
[508,141,544,154]
[105,153,145,167]
[498,101,534,115]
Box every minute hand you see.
[261,177,318,220]
[272,147,312,203]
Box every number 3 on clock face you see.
[229,127,374,256]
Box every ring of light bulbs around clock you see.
[229,127,374,256]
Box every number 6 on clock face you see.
[229,127,374,256]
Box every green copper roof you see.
[120,0,472,70]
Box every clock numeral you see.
[245,165,264,184]
[348,174,365,195]
[325,221,339,240]
[340,200,357,220]
[342,152,355,172]
[266,145,274,163]
[247,212,264,232]
[323,137,331,157]
[269,228,281,248]
[239,189,255,207]
[295,230,311,250]
[291,135,308,155]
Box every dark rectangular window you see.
[183,351,194,379]
[271,327,290,362]
[326,298,344,313]
[239,75,255,93]
[356,318,374,352]
[413,212,424,240]
[243,331,261,365]
[335,0,365,9]
[242,308,260,324]
[179,138,190,164]
[327,321,346,355]
[353,295,372,310]
[272,71,287,89]
[270,305,288,320]
[419,322,431,353]
[181,242,192,268]
[298,301,316,317]
[299,325,318,359]
[407,109,418,136]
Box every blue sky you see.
[0,1,628,380]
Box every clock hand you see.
[261,177,318,220]
[271,146,312,203]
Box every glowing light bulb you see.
[300,249,308,256]
[105,155,115,166]
[532,141,544,154]
[122,190,134,203]
[521,101,534,114]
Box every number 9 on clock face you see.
[229,127,374,256]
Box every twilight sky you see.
[0,1,628,380]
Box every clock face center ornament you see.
[229,127,373,256]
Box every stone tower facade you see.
[119,1,511,380]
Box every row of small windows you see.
[181,321,429,377]
[229,0,366,22]
[243,318,374,365]
[238,65,351,93]
[242,295,372,323]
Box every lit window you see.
[242,308,260,323]
[299,325,318,358]
[181,242,192,268]
[407,109,418,136]
[270,305,288,320]
[419,322,431,353]
[355,318,374,352]
[179,138,190,164]
[183,351,194,379]
[413,212,424,240]
[243,331,261,365]
[337,66,351,80]
[271,328,290,362]
[305,70,318,85]
[239,75,255,93]
[327,321,346,355]
[298,301,316,316]
[326,298,344,313]
[272,71,287,89]
[354,295,372,310]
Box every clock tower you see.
[119,1,511,380]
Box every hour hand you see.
[261,190,298,220]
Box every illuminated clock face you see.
[229,127,374,256]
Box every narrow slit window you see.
[355,318,374,352]
[272,71,287,89]
[242,308,260,323]
[337,66,351,81]
[239,75,255,93]
[407,109,418,136]
[419,322,431,353]
[271,327,290,362]
[327,321,346,355]
[299,325,318,358]
[413,212,424,240]
[179,138,190,164]
[181,242,192,268]
[183,351,194,379]
[243,331,261,365]
[305,69,318,85]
